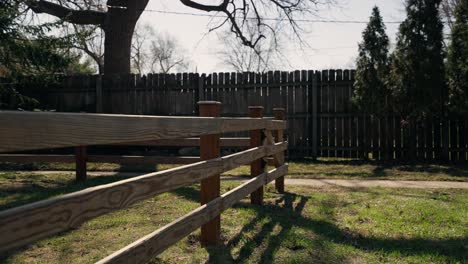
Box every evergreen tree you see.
[353,6,390,117]
[447,0,468,114]
[0,1,94,77]
[0,1,94,110]
[389,0,446,120]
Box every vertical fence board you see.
[296,70,306,157]
[464,119,468,161]
[309,70,318,159]
[271,71,282,110]
[410,121,418,161]
[301,70,310,156]
[286,72,295,155]
[425,120,434,161]
[280,72,288,113]
[457,117,465,162]
[450,118,458,161]
[395,117,402,160]
[335,70,344,157]
[328,70,336,157]
[320,70,329,157]
[343,70,352,158]
[372,117,380,160]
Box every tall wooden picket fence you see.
[14,70,468,161]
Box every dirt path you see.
[4,170,468,189]
[283,179,468,189]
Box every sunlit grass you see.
[4,157,467,182]
[0,171,466,264]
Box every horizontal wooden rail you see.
[97,164,289,264]
[0,156,275,166]
[0,154,199,165]
[0,111,285,153]
[112,137,250,147]
[0,142,287,253]
[87,155,199,164]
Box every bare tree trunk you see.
[103,8,138,75]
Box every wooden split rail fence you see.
[0,102,288,263]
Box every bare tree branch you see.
[441,0,460,31]
[27,0,106,25]
[179,0,229,12]
[182,0,333,60]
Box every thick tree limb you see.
[179,0,229,12]
[28,0,106,25]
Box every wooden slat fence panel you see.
[10,71,468,161]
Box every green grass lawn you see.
[222,159,468,181]
[1,158,467,181]
[0,171,466,264]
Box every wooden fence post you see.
[249,106,265,205]
[198,101,221,246]
[75,146,87,182]
[273,108,286,193]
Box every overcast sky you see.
[136,0,407,72]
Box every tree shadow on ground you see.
[294,158,468,179]
[203,191,466,263]
[118,163,155,173]
[0,174,131,211]
[369,162,468,178]
[171,185,200,202]
[342,186,464,202]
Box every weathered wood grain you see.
[264,130,282,167]
[112,137,250,147]
[96,165,288,264]
[198,101,221,246]
[265,164,288,183]
[273,108,286,193]
[0,154,200,164]
[221,142,287,172]
[0,111,285,152]
[87,155,201,164]
[249,106,265,205]
[266,120,287,130]
[0,142,287,253]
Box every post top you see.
[248,106,264,109]
[273,108,285,111]
[197,101,221,105]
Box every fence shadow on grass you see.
[203,191,466,263]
